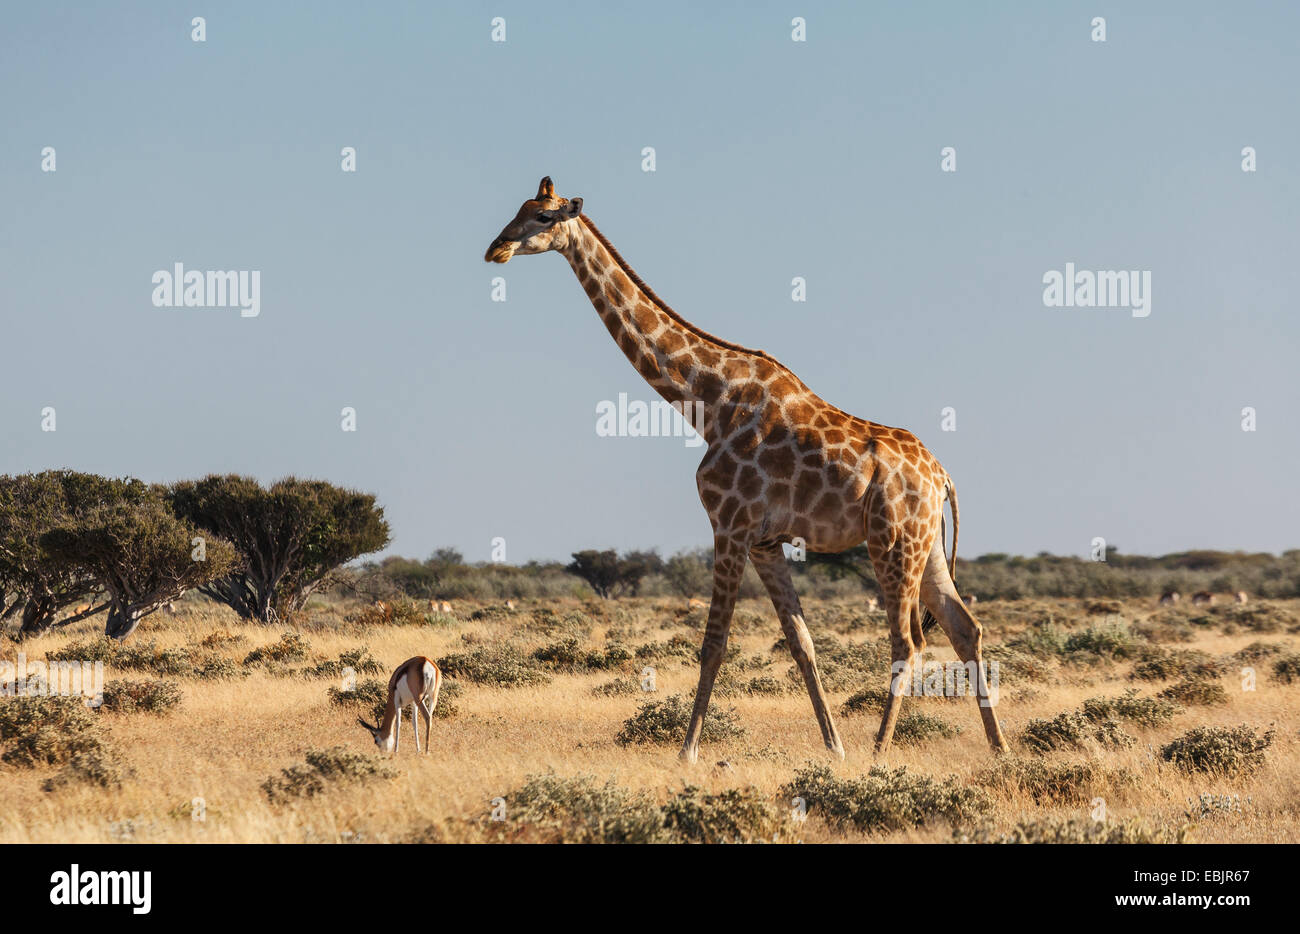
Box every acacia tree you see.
[565,549,661,599]
[0,471,141,637]
[168,475,390,622]
[40,496,239,640]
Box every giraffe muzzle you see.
[485,238,515,263]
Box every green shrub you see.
[1131,648,1225,682]
[100,679,182,715]
[1063,622,1142,659]
[976,756,1133,805]
[1272,653,1300,683]
[488,772,664,844]
[659,785,780,843]
[0,695,103,767]
[783,763,990,833]
[634,634,698,662]
[1021,711,1135,753]
[742,675,791,696]
[841,687,892,716]
[956,816,1187,844]
[42,745,127,792]
[1006,622,1066,658]
[532,638,632,672]
[437,645,551,687]
[1080,689,1180,727]
[328,677,387,722]
[615,694,743,746]
[309,646,384,677]
[591,677,640,697]
[1158,678,1228,707]
[1231,641,1283,663]
[243,632,311,667]
[262,746,396,803]
[1160,726,1273,777]
[893,711,961,745]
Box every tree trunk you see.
[17,597,57,638]
[105,604,143,641]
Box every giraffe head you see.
[484,176,584,263]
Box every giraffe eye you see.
[537,212,554,223]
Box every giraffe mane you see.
[578,215,777,363]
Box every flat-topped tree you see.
[168,475,390,622]
[0,470,143,637]
[40,496,238,640]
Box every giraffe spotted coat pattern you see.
[486,177,1009,761]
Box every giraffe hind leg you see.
[919,537,1009,752]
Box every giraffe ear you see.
[564,197,583,217]
[537,176,555,200]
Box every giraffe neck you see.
[561,216,772,435]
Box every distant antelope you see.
[429,600,454,614]
[73,604,92,616]
[505,599,516,611]
[1234,590,1249,604]
[357,657,442,755]
[962,594,978,607]
[1191,591,1215,606]
[1158,591,1180,605]
[687,597,708,611]
[864,595,880,612]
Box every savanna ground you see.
[1,592,1296,844]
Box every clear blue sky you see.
[2,1,1297,564]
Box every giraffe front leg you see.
[749,543,844,759]
[679,538,746,764]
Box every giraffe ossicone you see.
[485,177,1010,760]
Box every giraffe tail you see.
[920,475,959,634]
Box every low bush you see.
[262,746,396,803]
[1021,711,1135,753]
[782,763,991,833]
[100,679,182,715]
[615,694,743,746]
[1159,726,1273,777]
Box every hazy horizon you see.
[3,2,1297,565]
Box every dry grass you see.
[0,595,1297,843]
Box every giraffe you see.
[485,177,1009,761]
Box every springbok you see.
[1234,590,1249,605]
[687,597,708,611]
[357,656,442,755]
[1159,591,1180,606]
[1191,591,1215,606]
[429,600,454,614]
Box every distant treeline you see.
[357,547,1300,602]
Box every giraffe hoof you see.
[678,745,699,765]
[826,740,845,760]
